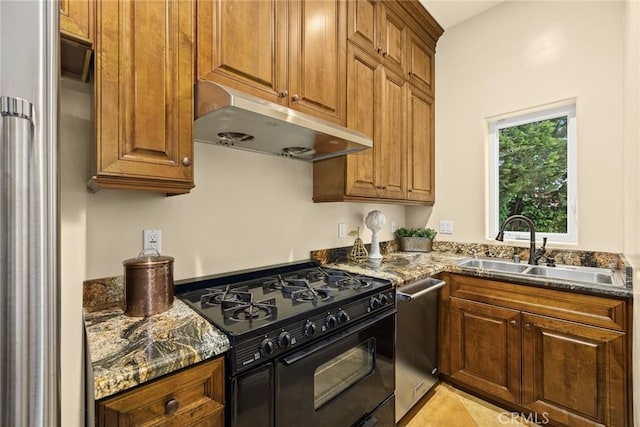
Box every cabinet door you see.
[346,0,378,57]
[344,43,379,198]
[197,0,288,105]
[377,66,406,199]
[288,0,347,124]
[60,0,94,44]
[522,313,626,427]
[407,30,434,95]
[449,298,522,405]
[378,3,405,77]
[96,357,225,427]
[406,85,434,203]
[93,0,194,194]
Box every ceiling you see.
[420,0,505,30]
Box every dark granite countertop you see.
[324,251,633,299]
[83,244,633,400]
[83,277,230,400]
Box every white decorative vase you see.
[365,210,386,260]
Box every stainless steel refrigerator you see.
[0,1,59,426]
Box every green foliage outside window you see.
[498,117,568,233]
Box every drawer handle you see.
[165,398,179,415]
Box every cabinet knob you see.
[408,189,412,192]
[291,94,300,102]
[408,71,413,77]
[382,51,388,58]
[510,320,517,326]
[279,90,288,98]
[376,47,382,54]
[524,323,532,330]
[182,157,192,167]
[165,398,179,415]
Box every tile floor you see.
[398,383,535,427]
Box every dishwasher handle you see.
[396,278,445,301]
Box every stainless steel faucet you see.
[495,215,537,265]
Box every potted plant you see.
[396,227,437,252]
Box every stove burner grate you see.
[222,297,277,322]
[322,269,374,290]
[282,278,334,303]
[262,274,289,292]
[200,285,252,306]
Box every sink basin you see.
[525,265,614,285]
[456,258,529,274]
[455,257,621,287]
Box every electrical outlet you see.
[143,229,162,253]
[338,223,346,239]
[439,220,453,234]
[391,221,397,233]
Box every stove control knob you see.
[369,296,381,310]
[337,310,350,324]
[325,314,338,329]
[304,321,317,337]
[260,338,275,356]
[278,332,292,349]
[379,293,390,306]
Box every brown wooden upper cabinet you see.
[407,85,435,202]
[60,0,94,81]
[346,0,405,75]
[60,0,93,44]
[89,0,195,195]
[407,29,434,95]
[313,0,442,205]
[347,0,434,91]
[197,0,347,125]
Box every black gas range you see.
[176,261,396,427]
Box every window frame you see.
[488,103,577,243]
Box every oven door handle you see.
[281,309,395,366]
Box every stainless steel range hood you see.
[194,81,372,161]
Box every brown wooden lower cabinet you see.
[449,298,522,405]
[95,357,224,427]
[440,273,630,427]
[522,313,626,427]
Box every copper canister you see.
[123,249,174,317]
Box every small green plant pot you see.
[398,236,433,252]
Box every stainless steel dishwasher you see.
[395,277,446,422]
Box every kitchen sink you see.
[456,258,529,274]
[524,265,614,285]
[455,257,621,287]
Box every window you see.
[488,103,577,243]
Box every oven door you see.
[275,309,396,427]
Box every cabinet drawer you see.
[443,273,626,331]
[96,357,224,427]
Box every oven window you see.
[313,338,375,409]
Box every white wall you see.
[59,80,406,426]
[623,1,640,424]
[426,1,625,251]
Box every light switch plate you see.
[338,223,346,239]
[439,220,453,234]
